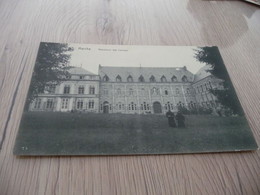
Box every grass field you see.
[13,112,258,155]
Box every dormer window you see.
[161,75,167,82]
[127,75,133,82]
[182,76,188,82]
[103,75,109,82]
[149,75,156,82]
[138,75,144,82]
[116,75,122,82]
[171,76,177,82]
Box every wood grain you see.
[0,0,259,194]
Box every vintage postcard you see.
[14,43,258,155]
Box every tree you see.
[25,42,73,110]
[194,47,244,115]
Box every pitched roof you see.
[193,65,212,82]
[98,66,194,82]
[68,67,95,75]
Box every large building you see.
[29,67,100,113]
[29,65,223,114]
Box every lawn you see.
[13,112,258,155]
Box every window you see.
[46,99,53,109]
[103,75,109,81]
[205,83,208,90]
[140,88,145,96]
[89,86,95,94]
[186,88,190,94]
[177,101,184,108]
[46,84,56,94]
[142,102,149,111]
[64,85,70,94]
[161,76,167,82]
[78,86,84,94]
[77,100,83,109]
[89,100,94,109]
[176,88,180,95]
[201,85,203,92]
[117,88,121,95]
[61,98,69,109]
[209,81,212,89]
[149,75,156,82]
[147,103,150,110]
[182,76,188,82]
[127,75,133,82]
[165,89,168,95]
[34,98,41,109]
[165,102,171,110]
[138,75,144,82]
[171,76,177,82]
[129,102,136,110]
[118,103,122,110]
[100,104,103,110]
[103,88,108,95]
[116,75,122,82]
[129,88,134,95]
[79,76,84,79]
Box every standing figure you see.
[166,109,176,127]
[176,111,185,128]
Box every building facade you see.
[29,65,223,114]
[29,67,100,113]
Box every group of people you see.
[166,110,185,128]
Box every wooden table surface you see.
[0,0,260,194]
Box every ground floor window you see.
[141,102,149,111]
[77,100,83,109]
[34,98,41,109]
[116,102,123,110]
[61,98,69,109]
[46,99,54,109]
[128,102,136,110]
[89,100,94,109]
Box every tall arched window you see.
[129,88,134,95]
[182,75,188,82]
[117,88,121,95]
[89,86,95,94]
[171,76,177,82]
[176,88,180,95]
[149,75,156,82]
[141,88,145,96]
[127,75,133,82]
[161,75,167,82]
[138,75,144,82]
[116,75,122,82]
[103,75,109,82]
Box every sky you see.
[68,44,206,74]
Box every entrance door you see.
[103,101,109,113]
[153,102,162,114]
